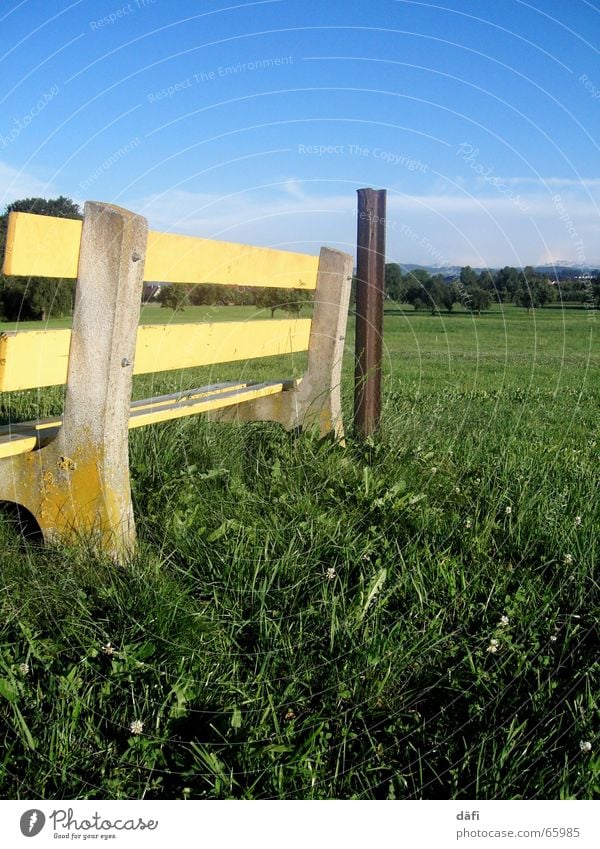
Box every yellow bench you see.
[0,201,352,558]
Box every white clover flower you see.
[574,516,582,526]
[563,553,574,566]
[431,467,437,474]
[475,477,481,484]
[102,642,115,656]
[19,663,30,676]
[129,720,144,736]
[326,567,336,581]
[499,615,509,627]
[504,505,512,516]
[550,635,557,642]
[487,639,499,653]
[579,740,592,753]
[465,518,472,529]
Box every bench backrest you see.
[1,207,321,392]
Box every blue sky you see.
[1,0,599,267]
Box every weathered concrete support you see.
[212,247,353,439]
[0,202,148,559]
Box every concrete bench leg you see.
[211,247,353,440]
[0,202,147,560]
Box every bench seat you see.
[0,379,297,458]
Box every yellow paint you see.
[37,444,133,556]
[0,381,289,458]
[3,211,319,289]
[0,433,38,458]
[144,231,318,289]
[3,213,82,277]
[133,319,311,375]
[0,329,71,391]
[0,319,311,390]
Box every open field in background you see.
[0,305,598,799]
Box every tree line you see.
[155,280,312,317]
[384,263,600,314]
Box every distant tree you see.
[514,268,554,311]
[402,268,455,314]
[460,265,479,289]
[385,263,406,302]
[255,287,312,318]
[404,268,431,309]
[468,288,492,315]
[478,269,496,291]
[0,196,82,321]
[157,284,193,311]
[4,196,81,219]
[188,284,219,306]
[495,266,520,302]
[426,275,455,314]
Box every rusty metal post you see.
[354,188,386,438]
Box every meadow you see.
[0,303,597,800]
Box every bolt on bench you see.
[0,201,352,558]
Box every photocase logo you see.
[20,810,46,837]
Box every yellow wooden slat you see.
[0,319,311,391]
[145,231,318,289]
[0,329,71,391]
[3,211,319,289]
[0,433,38,459]
[3,213,82,278]
[0,381,288,458]
[133,319,310,375]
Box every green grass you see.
[0,304,598,800]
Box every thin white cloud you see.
[128,186,600,267]
[0,160,55,208]
[490,176,600,190]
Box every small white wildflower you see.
[455,486,461,494]
[563,553,574,566]
[550,635,557,642]
[129,719,144,736]
[431,467,437,475]
[504,505,512,516]
[465,518,472,529]
[19,663,30,676]
[499,615,509,627]
[102,642,115,656]
[574,516,582,526]
[579,740,592,753]
[475,477,481,484]
[487,639,499,653]
[326,567,336,581]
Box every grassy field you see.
[0,303,597,800]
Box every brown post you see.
[354,188,386,438]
